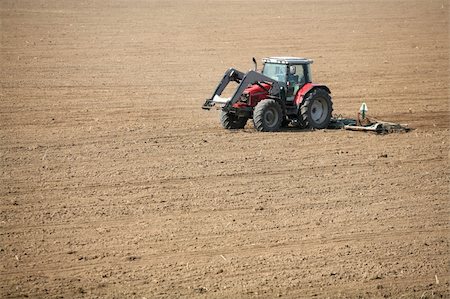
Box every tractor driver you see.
[287,65,306,85]
[287,65,299,84]
[286,65,305,99]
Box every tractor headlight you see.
[240,93,249,103]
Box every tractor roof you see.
[262,56,313,65]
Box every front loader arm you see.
[202,69,280,110]
[224,71,280,111]
[202,68,245,110]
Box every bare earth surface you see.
[1,0,449,298]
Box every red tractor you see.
[202,57,333,131]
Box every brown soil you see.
[1,0,449,298]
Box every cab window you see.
[262,63,287,82]
[287,65,305,85]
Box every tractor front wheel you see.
[253,99,283,132]
[300,89,333,129]
[220,110,248,129]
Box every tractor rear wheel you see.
[220,110,248,129]
[253,99,283,132]
[300,89,333,129]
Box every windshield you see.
[262,63,287,82]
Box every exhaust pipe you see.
[252,57,257,71]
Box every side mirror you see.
[252,57,257,71]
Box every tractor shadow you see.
[237,126,330,134]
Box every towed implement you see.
[202,57,333,131]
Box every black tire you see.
[296,117,307,129]
[300,89,333,129]
[220,110,248,129]
[253,99,283,132]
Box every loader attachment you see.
[202,68,244,110]
[202,68,280,110]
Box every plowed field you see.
[1,0,449,298]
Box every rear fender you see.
[294,83,331,106]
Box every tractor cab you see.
[261,57,313,101]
